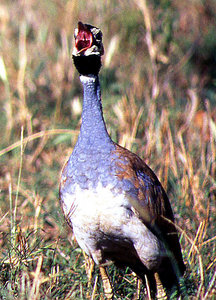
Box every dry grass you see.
[0,0,216,298]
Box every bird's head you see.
[73,22,104,57]
[72,22,104,76]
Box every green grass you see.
[0,0,216,298]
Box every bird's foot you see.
[99,266,113,299]
[154,272,167,300]
[83,252,95,297]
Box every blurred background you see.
[0,0,215,298]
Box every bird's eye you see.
[95,31,102,41]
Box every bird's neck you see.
[77,75,112,150]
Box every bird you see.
[59,21,185,299]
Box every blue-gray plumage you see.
[59,22,185,298]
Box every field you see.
[0,0,215,299]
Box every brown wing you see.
[114,144,185,276]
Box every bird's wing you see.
[114,144,173,224]
[114,144,185,274]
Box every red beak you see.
[75,22,93,54]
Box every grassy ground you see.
[0,0,216,299]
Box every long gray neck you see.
[76,75,112,150]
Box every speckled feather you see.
[59,22,185,292]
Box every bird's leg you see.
[154,272,167,300]
[83,251,95,296]
[132,275,141,300]
[99,266,113,299]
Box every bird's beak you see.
[75,22,93,54]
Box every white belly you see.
[61,182,163,269]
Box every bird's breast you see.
[61,182,131,231]
[59,147,163,267]
[60,181,162,267]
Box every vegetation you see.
[0,0,215,298]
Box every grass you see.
[0,0,216,298]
